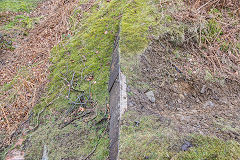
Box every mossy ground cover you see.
[0,0,41,29]
[119,111,240,160]
[23,0,177,158]
[0,0,43,158]
[0,0,42,48]
[1,0,239,159]
[0,0,39,12]
[118,0,240,159]
[24,0,125,159]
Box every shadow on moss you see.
[119,111,240,160]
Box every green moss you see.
[177,135,240,160]
[119,111,240,160]
[0,0,39,12]
[25,0,126,159]
[2,14,41,30]
[47,0,156,108]
[119,112,176,159]
[48,0,124,107]
[201,19,222,43]
[120,0,155,55]
[25,119,109,159]
[119,0,188,85]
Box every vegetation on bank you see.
[0,0,42,51]
[120,111,240,159]
[1,0,239,159]
[25,0,123,159]
[118,0,240,159]
[0,0,39,12]
[24,0,157,158]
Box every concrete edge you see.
[109,31,128,160]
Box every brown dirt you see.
[128,38,240,143]
[0,0,79,148]
[187,0,240,12]
[127,1,240,143]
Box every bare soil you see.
[128,38,240,142]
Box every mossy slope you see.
[3,0,239,159]
[119,111,240,160]
[118,0,240,160]
[0,0,39,12]
[24,0,133,159]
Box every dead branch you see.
[81,120,109,160]
[59,110,92,129]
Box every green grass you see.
[25,0,161,158]
[0,0,42,50]
[2,0,239,159]
[119,111,240,160]
[47,0,124,108]
[201,18,223,44]
[2,14,41,30]
[120,0,155,55]
[24,118,109,160]
[24,0,125,159]
[177,135,240,160]
[0,0,39,12]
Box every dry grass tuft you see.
[170,0,240,83]
[187,0,239,11]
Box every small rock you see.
[134,121,140,127]
[145,91,155,103]
[212,94,219,101]
[181,141,192,151]
[195,98,201,103]
[200,85,206,94]
[129,102,134,107]
[177,99,182,103]
[179,94,185,100]
[204,101,215,107]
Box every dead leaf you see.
[78,107,85,112]
[87,75,94,81]
[14,138,25,147]
[6,149,24,160]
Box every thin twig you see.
[1,107,10,130]
[81,120,109,160]
[68,71,75,98]
[196,0,219,12]
[10,111,34,140]
[60,111,91,129]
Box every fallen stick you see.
[29,101,54,133]
[68,71,75,98]
[1,106,10,130]
[59,111,91,129]
[81,120,109,160]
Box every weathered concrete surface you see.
[109,31,121,160]
[109,77,120,160]
[109,31,127,160]
[119,73,127,120]
[109,72,127,160]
